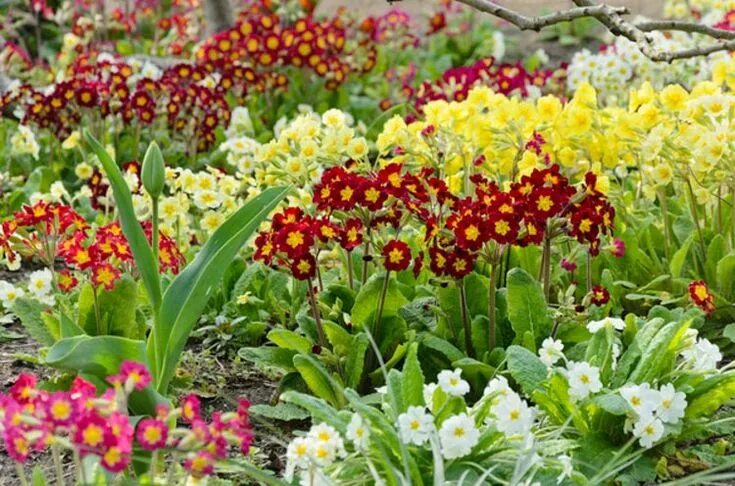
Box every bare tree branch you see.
[452,0,628,31]
[424,0,735,62]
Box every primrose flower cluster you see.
[0,200,185,287]
[0,362,254,480]
[253,154,615,284]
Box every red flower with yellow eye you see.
[253,232,275,264]
[136,418,168,451]
[57,269,79,293]
[429,246,450,276]
[526,187,564,221]
[291,253,316,280]
[590,285,610,306]
[454,215,486,251]
[486,215,519,244]
[358,179,386,211]
[340,218,363,251]
[315,219,341,243]
[272,207,304,230]
[91,263,121,291]
[382,239,411,272]
[689,280,715,314]
[275,223,314,258]
[446,250,475,279]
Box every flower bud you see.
[141,141,165,199]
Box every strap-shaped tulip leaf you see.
[83,130,162,314]
[46,335,146,376]
[154,186,290,391]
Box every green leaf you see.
[45,335,145,376]
[585,326,615,383]
[670,234,694,279]
[387,369,405,415]
[351,273,408,328]
[591,393,628,415]
[250,403,310,421]
[686,372,735,418]
[155,186,290,392]
[506,345,547,396]
[706,235,727,284]
[267,329,312,354]
[628,319,691,384]
[13,298,56,346]
[281,391,346,431]
[293,354,340,407]
[31,466,47,486]
[506,268,552,349]
[420,334,464,362]
[77,276,140,338]
[402,342,424,408]
[344,333,369,389]
[724,324,735,343]
[84,130,161,319]
[717,254,735,301]
[238,347,297,372]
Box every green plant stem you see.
[657,188,672,262]
[541,234,551,302]
[731,183,735,251]
[52,443,65,486]
[307,281,325,346]
[346,251,354,290]
[151,198,160,269]
[15,463,28,486]
[92,285,103,335]
[488,262,498,351]
[458,279,475,358]
[372,271,391,343]
[586,251,592,293]
[360,228,372,285]
[685,177,707,276]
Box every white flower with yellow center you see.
[632,413,664,448]
[439,413,479,459]
[656,383,686,424]
[75,162,93,180]
[193,190,223,210]
[397,406,434,446]
[620,383,658,416]
[586,317,626,334]
[438,368,470,397]
[0,281,24,309]
[28,269,53,298]
[490,392,536,437]
[539,337,564,367]
[565,361,602,401]
[346,414,370,450]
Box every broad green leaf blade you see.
[84,130,162,313]
[402,342,425,408]
[506,268,552,350]
[506,345,547,396]
[45,335,146,376]
[293,354,340,407]
[13,298,56,345]
[155,186,290,392]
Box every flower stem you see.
[307,281,325,346]
[488,262,498,351]
[540,234,551,302]
[346,250,354,290]
[458,279,475,358]
[15,463,28,486]
[52,443,65,486]
[685,177,707,276]
[92,285,103,335]
[657,188,672,262]
[151,197,160,272]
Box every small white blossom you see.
[490,392,536,438]
[587,317,625,334]
[439,413,480,459]
[566,361,602,401]
[437,368,470,397]
[539,337,564,367]
[681,338,722,371]
[620,383,659,416]
[483,375,512,398]
[346,414,370,450]
[397,406,434,446]
[632,413,664,448]
[27,269,53,297]
[0,281,24,309]
[656,384,686,424]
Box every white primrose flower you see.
[632,413,665,448]
[307,423,346,466]
[397,406,434,446]
[285,436,312,471]
[483,375,512,399]
[681,338,722,371]
[539,337,564,367]
[565,361,602,401]
[0,281,24,309]
[586,317,626,334]
[620,383,659,416]
[490,392,536,437]
[346,414,370,450]
[437,368,470,397]
[439,413,480,460]
[656,384,687,424]
[27,269,53,297]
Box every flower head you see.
[437,368,470,397]
[565,361,602,401]
[438,413,479,459]
[397,406,434,446]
